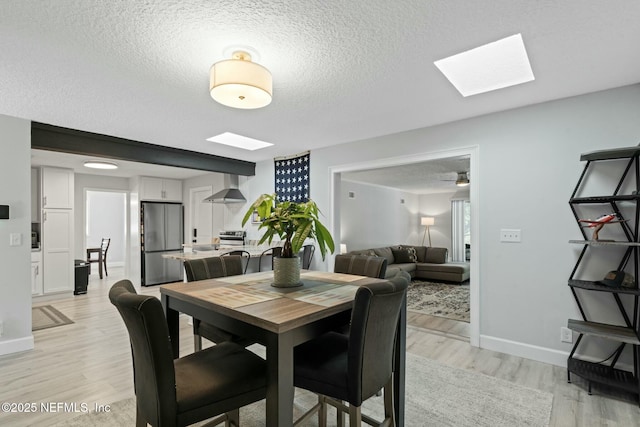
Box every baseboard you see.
[0,335,34,356]
[480,335,569,367]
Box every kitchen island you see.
[163,244,278,273]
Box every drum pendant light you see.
[209,50,272,109]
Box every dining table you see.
[159,269,406,427]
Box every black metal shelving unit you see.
[567,146,640,402]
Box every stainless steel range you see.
[218,230,246,247]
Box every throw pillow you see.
[391,248,416,263]
[399,245,419,262]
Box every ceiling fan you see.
[441,171,470,187]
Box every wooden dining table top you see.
[159,270,386,334]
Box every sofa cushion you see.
[350,249,377,257]
[415,262,469,274]
[400,245,427,263]
[391,247,416,263]
[425,247,448,264]
[372,247,395,264]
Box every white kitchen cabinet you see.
[140,177,182,201]
[41,167,74,209]
[42,209,74,294]
[31,251,42,296]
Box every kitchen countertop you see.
[163,245,273,261]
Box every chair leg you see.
[318,395,327,427]
[193,319,203,351]
[336,399,345,427]
[348,404,362,427]
[225,408,239,427]
[383,375,396,427]
[103,257,108,276]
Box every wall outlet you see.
[561,326,572,343]
[500,229,521,242]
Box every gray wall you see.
[0,115,33,355]
[240,84,640,367]
[340,180,420,251]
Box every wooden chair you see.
[302,244,315,270]
[183,256,254,351]
[109,279,266,427]
[221,250,251,274]
[293,278,408,427]
[258,246,282,272]
[87,238,110,279]
[333,254,388,279]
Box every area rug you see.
[32,305,74,331]
[54,353,552,427]
[407,280,470,322]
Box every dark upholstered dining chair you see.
[258,246,282,272]
[109,279,266,427]
[183,256,254,351]
[293,277,409,427]
[302,244,315,269]
[221,250,251,274]
[333,254,388,279]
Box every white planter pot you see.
[273,256,302,288]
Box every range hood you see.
[203,174,246,203]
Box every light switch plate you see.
[9,233,21,246]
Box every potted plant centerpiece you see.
[242,193,334,287]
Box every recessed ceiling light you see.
[434,33,535,97]
[206,132,273,151]
[84,161,118,170]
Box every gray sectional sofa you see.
[348,245,470,283]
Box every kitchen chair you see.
[183,256,254,351]
[258,246,282,272]
[333,254,388,279]
[302,244,315,269]
[221,250,251,274]
[86,238,110,279]
[293,278,408,427]
[109,279,267,427]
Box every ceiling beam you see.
[31,122,255,176]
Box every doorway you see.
[188,186,225,246]
[329,146,480,346]
[85,190,127,271]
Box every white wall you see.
[418,189,470,252]
[0,115,33,355]
[245,84,640,367]
[340,180,420,250]
[86,191,126,265]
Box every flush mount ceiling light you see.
[456,172,470,187]
[83,161,118,170]
[210,50,272,109]
[206,132,273,151]
[434,33,535,97]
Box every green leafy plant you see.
[241,193,335,259]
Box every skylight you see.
[434,33,535,97]
[206,132,273,151]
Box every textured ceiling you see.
[2,1,640,166]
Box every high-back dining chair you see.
[293,277,409,427]
[183,256,253,350]
[258,246,282,272]
[302,244,315,269]
[87,238,110,279]
[333,254,388,279]
[108,279,267,427]
[221,250,251,274]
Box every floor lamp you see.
[421,217,434,247]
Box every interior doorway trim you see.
[328,146,480,347]
[188,185,213,245]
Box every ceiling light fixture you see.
[434,33,535,97]
[83,161,118,170]
[456,172,470,187]
[210,50,272,109]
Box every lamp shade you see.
[210,51,272,109]
[421,217,435,226]
[339,243,348,254]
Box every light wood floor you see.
[0,268,638,426]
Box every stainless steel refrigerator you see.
[141,202,184,286]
